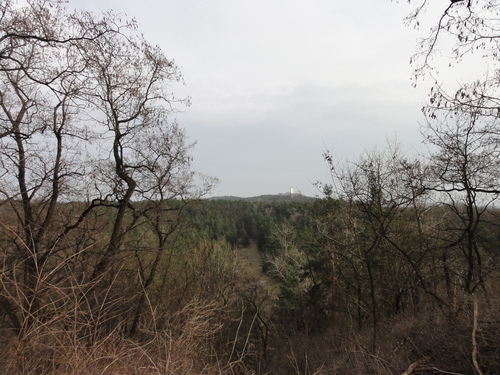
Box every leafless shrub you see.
[262,292,500,375]
[0,235,256,375]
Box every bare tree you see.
[0,1,106,331]
[319,142,440,346]
[401,0,500,118]
[0,0,209,339]
[126,120,217,335]
[81,24,186,280]
[423,110,500,294]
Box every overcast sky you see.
[76,0,440,197]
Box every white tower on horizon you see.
[290,187,294,195]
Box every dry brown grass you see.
[0,287,253,375]
[0,239,255,375]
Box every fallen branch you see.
[402,359,427,375]
[417,367,464,375]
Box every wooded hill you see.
[210,192,317,203]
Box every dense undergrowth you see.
[2,197,500,374]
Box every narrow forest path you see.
[235,241,280,298]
